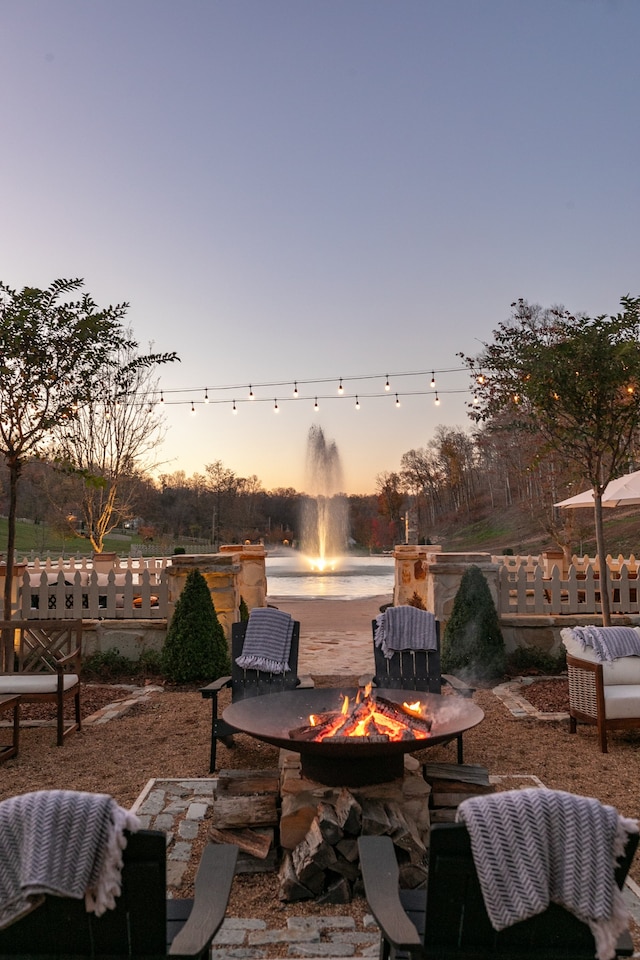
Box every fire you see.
[290,687,433,744]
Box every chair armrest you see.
[169,842,238,956]
[55,647,82,670]
[441,673,475,698]
[200,676,232,698]
[357,836,422,952]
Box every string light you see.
[314,397,319,411]
[435,392,440,406]
[355,396,360,409]
[204,388,209,403]
[273,398,278,412]
[191,401,196,414]
[160,391,164,403]
[293,381,298,397]
[249,385,254,400]
[385,375,390,391]
[395,393,400,407]
[232,400,237,414]
[338,378,343,395]
[430,372,435,388]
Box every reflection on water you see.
[266,551,394,600]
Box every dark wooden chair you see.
[0,619,82,745]
[358,823,639,960]
[0,829,238,959]
[200,618,313,772]
[370,616,474,763]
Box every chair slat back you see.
[0,831,168,959]
[0,619,82,675]
[371,618,442,694]
[230,619,302,700]
[424,822,639,957]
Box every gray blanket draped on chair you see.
[456,787,638,960]
[0,789,140,930]
[374,606,437,659]
[235,607,294,674]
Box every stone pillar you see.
[425,553,500,633]
[218,544,267,610]
[166,554,240,644]
[0,562,28,619]
[392,545,442,608]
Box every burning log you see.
[289,690,433,744]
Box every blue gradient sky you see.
[2,1,638,494]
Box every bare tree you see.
[54,335,178,552]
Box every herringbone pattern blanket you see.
[235,607,294,674]
[374,606,437,659]
[456,788,638,960]
[572,625,640,662]
[0,790,140,930]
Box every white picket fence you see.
[16,556,170,620]
[497,555,640,616]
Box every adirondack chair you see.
[0,830,238,959]
[370,613,474,763]
[200,617,313,772]
[358,820,639,960]
[0,619,82,745]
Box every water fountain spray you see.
[300,425,349,570]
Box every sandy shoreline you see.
[266,595,389,675]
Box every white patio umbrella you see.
[554,469,640,509]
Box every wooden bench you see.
[0,619,82,745]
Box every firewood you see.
[335,837,359,862]
[208,825,273,859]
[280,791,319,850]
[210,794,278,828]
[236,848,278,874]
[316,800,343,845]
[326,853,360,882]
[316,876,352,904]
[277,852,316,902]
[385,801,426,862]
[373,695,433,735]
[398,862,428,889]
[360,797,391,835]
[216,769,280,795]
[294,818,338,872]
[335,788,362,835]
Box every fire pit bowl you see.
[223,687,484,786]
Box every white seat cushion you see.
[0,674,79,695]
[561,628,640,684]
[604,684,640,719]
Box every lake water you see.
[266,552,395,600]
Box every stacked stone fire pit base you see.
[277,748,432,903]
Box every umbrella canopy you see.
[555,469,640,508]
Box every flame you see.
[305,690,432,743]
[403,701,423,715]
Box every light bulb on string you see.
[160,391,164,403]
[430,372,436,388]
[204,388,209,403]
[232,400,237,414]
[293,381,298,397]
[385,374,390,391]
[434,392,440,406]
[274,398,279,412]
[395,393,400,407]
[191,401,196,415]
[338,378,343,394]
[355,396,360,410]
[314,397,319,411]
[249,385,254,400]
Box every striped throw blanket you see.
[572,626,640,662]
[374,606,438,659]
[0,790,140,930]
[235,608,294,674]
[456,788,638,960]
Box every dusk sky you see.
[2,1,639,495]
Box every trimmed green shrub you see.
[173,546,186,555]
[442,565,506,683]
[239,596,250,621]
[161,568,230,683]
